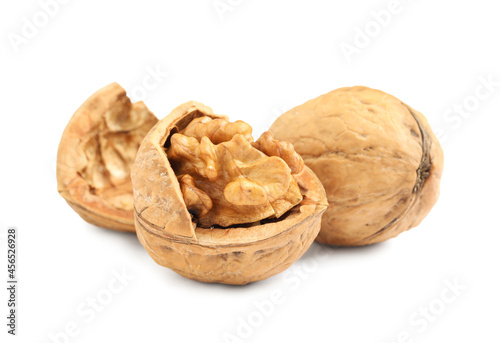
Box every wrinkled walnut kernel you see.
[252,131,304,174]
[178,174,213,217]
[183,116,253,144]
[166,116,304,227]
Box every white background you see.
[1,0,499,342]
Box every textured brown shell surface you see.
[57,83,157,232]
[136,208,323,285]
[131,102,224,240]
[131,101,328,284]
[134,165,327,285]
[269,86,444,246]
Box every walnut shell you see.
[57,83,158,232]
[269,86,444,246]
[131,102,328,284]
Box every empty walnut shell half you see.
[269,86,444,246]
[57,83,158,232]
[131,102,328,285]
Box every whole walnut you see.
[131,101,328,284]
[269,86,444,246]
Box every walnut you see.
[182,115,253,143]
[57,83,158,232]
[269,86,444,246]
[166,118,303,227]
[252,131,304,174]
[131,102,328,284]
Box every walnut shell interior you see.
[57,83,158,232]
[131,102,328,284]
[269,86,444,246]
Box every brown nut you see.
[131,102,328,284]
[167,122,303,227]
[269,86,444,246]
[57,83,158,232]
